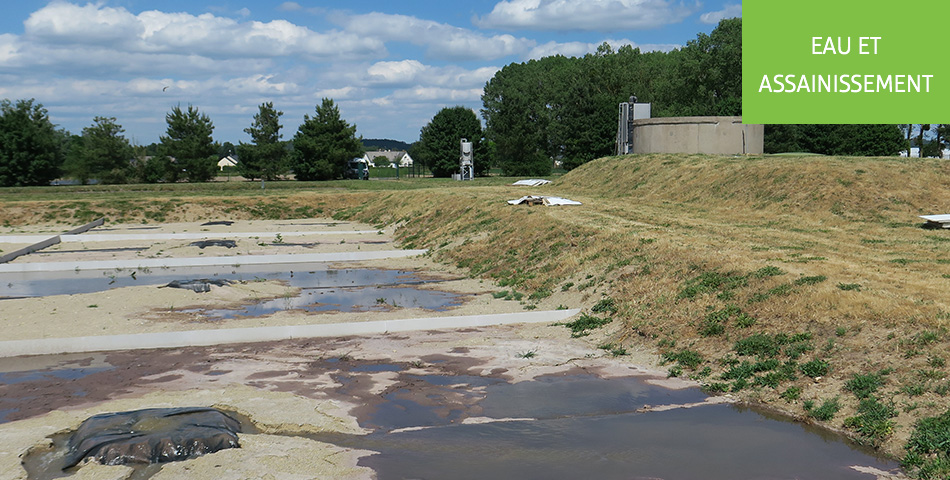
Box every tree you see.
[0,98,64,186]
[63,116,133,184]
[160,105,217,182]
[482,60,553,176]
[937,125,949,157]
[415,106,486,178]
[480,19,742,174]
[236,102,286,181]
[918,124,931,158]
[764,124,904,156]
[218,141,236,159]
[290,98,362,181]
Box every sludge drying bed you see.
[6,350,902,480]
[0,264,468,317]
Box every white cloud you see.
[25,1,142,45]
[476,0,697,32]
[278,2,302,11]
[0,34,20,64]
[347,61,499,91]
[527,39,680,58]
[366,60,428,86]
[390,87,484,102]
[700,4,741,24]
[224,74,299,95]
[342,12,535,60]
[23,2,385,60]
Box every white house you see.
[217,155,238,171]
[901,148,950,160]
[363,150,413,168]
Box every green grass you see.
[678,270,748,299]
[903,409,950,479]
[557,313,612,337]
[800,358,830,378]
[804,397,841,421]
[845,371,887,399]
[844,396,898,446]
[662,349,704,370]
[591,297,618,314]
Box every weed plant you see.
[557,313,612,337]
[800,359,830,378]
[845,371,888,399]
[903,409,950,479]
[803,397,841,421]
[844,396,898,446]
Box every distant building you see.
[217,155,238,171]
[363,150,413,168]
[901,147,950,159]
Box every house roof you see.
[364,150,410,162]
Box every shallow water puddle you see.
[327,374,900,480]
[354,404,898,480]
[0,265,467,316]
[6,354,902,479]
[0,264,444,298]
[195,285,466,319]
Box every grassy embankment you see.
[2,154,950,477]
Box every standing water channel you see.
[7,355,903,480]
[0,263,467,316]
[317,371,901,480]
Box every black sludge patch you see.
[63,407,241,468]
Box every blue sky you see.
[0,1,741,145]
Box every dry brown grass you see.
[3,153,950,467]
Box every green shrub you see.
[752,266,785,278]
[780,386,802,401]
[804,397,841,421]
[845,372,886,399]
[800,359,830,378]
[794,275,827,286]
[784,340,815,360]
[558,313,612,337]
[844,397,898,446]
[662,349,704,370]
[903,409,950,479]
[591,297,618,314]
[734,333,782,357]
[679,270,747,299]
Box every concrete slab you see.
[0,230,379,243]
[0,309,581,357]
[0,250,428,273]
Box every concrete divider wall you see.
[631,116,764,155]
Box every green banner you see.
[742,1,947,124]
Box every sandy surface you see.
[0,219,675,479]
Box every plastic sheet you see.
[162,279,233,293]
[189,240,238,249]
[63,407,241,468]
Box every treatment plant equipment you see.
[616,95,652,155]
[459,138,474,181]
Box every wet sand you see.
[0,219,668,479]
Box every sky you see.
[0,0,742,146]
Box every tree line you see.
[3,17,943,187]
[477,17,742,176]
[0,98,362,187]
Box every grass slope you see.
[3,153,950,476]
